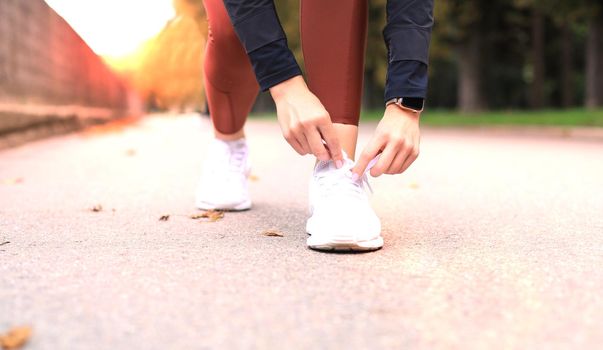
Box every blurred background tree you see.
[106,0,207,112]
[111,0,602,113]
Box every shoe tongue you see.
[228,138,247,149]
[314,151,381,180]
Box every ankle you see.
[214,128,245,141]
[333,123,358,160]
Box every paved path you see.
[1,114,602,349]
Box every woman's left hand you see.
[352,104,420,178]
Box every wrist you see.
[386,97,424,113]
[385,97,423,120]
[269,75,305,101]
[386,104,421,121]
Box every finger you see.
[294,131,311,155]
[370,142,398,177]
[387,149,409,174]
[289,136,308,155]
[399,146,419,173]
[287,118,311,155]
[305,127,330,161]
[282,129,307,155]
[317,123,343,167]
[352,138,383,178]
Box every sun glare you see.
[45,0,176,58]
[44,0,207,110]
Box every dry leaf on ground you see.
[190,210,224,222]
[261,229,284,237]
[159,215,170,221]
[1,178,24,185]
[90,205,103,212]
[0,326,32,350]
[125,149,137,156]
[249,174,259,182]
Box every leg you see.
[301,1,381,252]
[300,0,368,159]
[196,0,257,210]
[203,0,259,139]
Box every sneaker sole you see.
[196,199,252,212]
[306,220,383,252]
[307,236,383,252]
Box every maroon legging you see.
[203,0,367,134]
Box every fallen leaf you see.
[248,174,259,182]
[190,210,224,222]
[125,149,136,156]
[261,229,284,237]
[0,326,32,349]
[206,211,224,222]
[90,205,103,212]
[0,242,9,247]
[159,215,170,221]
[1,178,24,185]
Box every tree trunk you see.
[458,32,485,113]
[586,15,603,109]
[560,20,574,108]
[530,8,546,109]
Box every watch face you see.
[401,97,424,110]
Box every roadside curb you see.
[0,103,138,150]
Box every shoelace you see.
[315,155,379,199]
[227,146,247,173]
[315,170,365,199]
[208,142,247,177]
[357,155,380,194]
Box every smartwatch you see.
[385,97,424,114]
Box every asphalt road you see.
[1,114,602,349]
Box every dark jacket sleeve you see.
[223,0,302,91]
[383,0,434,102]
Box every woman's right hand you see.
[270,76,343,168]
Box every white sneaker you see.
[306,153,383,251]
[195,138,252,211]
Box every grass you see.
[250,108,603,127]
[360,108,603,127]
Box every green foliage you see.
[365,0,388,88]
[274,1,303,67]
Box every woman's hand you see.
[270,76,343,167]
[352,104,420,178]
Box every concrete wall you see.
[0,0,137,145]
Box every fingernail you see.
[335,159,343,169]
[351,173,359,182]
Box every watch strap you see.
[386,97,424,113]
